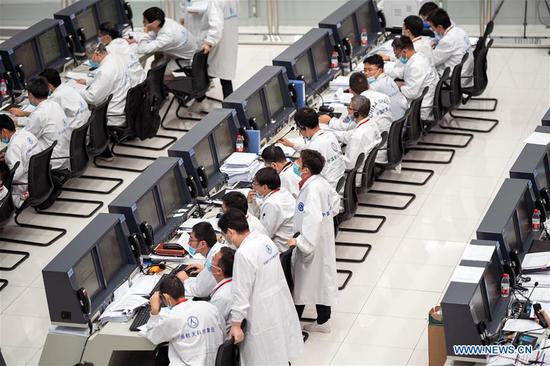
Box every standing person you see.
[209,246,235,330]
[181,0,239,98]
[260,145,300,198]
[218,209,303,365]
[288,149,340,333]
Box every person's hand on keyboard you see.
[185,263,203,275]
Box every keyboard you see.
[130,305,151,331]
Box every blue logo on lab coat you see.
[266,244,272,255]
[298,202,304,212]
[187,316,199,328]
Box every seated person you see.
[332,95,383,168]
[79,42,131,128]
[0,161,9,201]
[9,77,70,170]
[176,222,225,298]
[363,55,408,121]
[419,1,440,24]
[144,275,225,365]
[39,68,91,130]
[247,167,295,252]
[0,115,40,207]
[261,145,300,198]
[129,7,197,75]
[221,191,268,236]
[99,22,146,87]
[392,37,439,121]
[209,246,235,331]
[427,8,473,87]
[279,108,345,190]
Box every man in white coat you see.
[40,69,91,130]
[279,107,345,190]
[288,149,340,333]
[363,55,408,121]
[260,145,301,198]
[209,246,235,331]
[130,7,197,74]
[180,0,239,98]
[247,167,295,253]
[218,209,303,365]
[427,8,474,87]
[392,36,439,121]
[9,77,71,170]
[144,275,224,365]
[176,222,225,298]
[98,22,146,87]
[0,115,41,208]
[221,191,268,236]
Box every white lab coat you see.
[413,36,435,66]
[398,53,439,121]
[360,89,393,121]
[246,213,268,236]
[184,242,225,298]
[250,189,295,253]
[4,129,40,207]
[230,231,303,365]
[145,300,224,366]
[106,38,146,87]
[433,25,474,87]
[369,73,408,121]
[334,117,382,170]
[292,130,346,190]
[49,83,91,129]
[136,18,197,72]
[209,278,233,331]
[328,115,357,131]
[20,100,71,170]
[279,162,300,199]
[80,54,131,127]
[292,174,339,306]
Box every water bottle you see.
[533,208,541,231]
[236,133,244,152]
[360,28,369,47]
[0,78,7,97]
[501,273,510,298]
[342,58,351,75]
[330,51,339,71]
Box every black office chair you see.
[280,246,296,292]
[0,280,6,291]
[0,162,31,271]
[0,142,66,246]
[214,319,247,366]
[162,51,211,131]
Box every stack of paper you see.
[220,152,261,185]
[522,252,550,271]
[329,76,350,88]
[324,88,353,105]
[179,217,220,232]
[99,294,148,324]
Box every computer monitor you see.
[99,0,119,24]
[510,143,550,200]
[77,8,99,43]
[136,190,162,232]
[483,249,504,320]
[222,66,294,141]
[212,116,237,166]
[356,2,374,35]
[43,214,136,326]
[13,41,38,83]
[273,28,336,99]
[470,283,489,325]
[516,185,536,251]
[38,28,62,68]
[55,0,102,53]
[158,169,185,220]
[340,16,358,48]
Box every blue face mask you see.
[1,136,9,144]
[399,57,408,64]
[293,163,302,177]
[29,100,37,107]
[343,115,356,124]
[206,258,212,273]
[434,32,442,42]
[367,76,376,84]
[423,21,431,30]
[89,60,100,69]
[255,192,263,200]
[187,244,196,256]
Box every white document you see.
[128,274,162,296]
[329,76,350,88]
[461,244,495,262]
[186,1,208,13]
[66,79,87,92]
[65,71,89,80]
[524,132,550,146]
[522,252,550,270]
[223,152,259,167]
[502,318,545,334]
[450,265,484,284]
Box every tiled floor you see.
[0,42,548,365]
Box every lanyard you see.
[175,298,187,305]
[211,278,232,296]
[412,36,422,43]
[444,25,454,36]
[281,161,292,172]
[356,117,370,128]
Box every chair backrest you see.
[214,320,247,366]
[404,86,428,145]
[4,161,20,191]
[361,137,385,190]
[147,59,169,107]
[448,53,469,110]
[474,20,494,58]
[27,141,57,207]
[0,161,20,224]
[68,120,92,176]
[87,95,113,157]
[340,153,365,220]
[472,38,493,94]
[190,51,210,93]
[432,67,451,122]
[385,116,407,167]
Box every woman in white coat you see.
[218,209,303,365]
[288,149,340,334]
[181,0,239,98]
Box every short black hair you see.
[419,2,439,17]
[27,77,50,99]
[0,161,9,184]
[294,107,319,129]
[300,149,325,175]
[217,247,235,278]
[143,7,166,27]
[222,191,248,214]
[159,275,185,299]
[254,167,281,190]
[192,222,217,248]
[363,54,384,70]
[218,208,250,234]
[0,114,16,132]
[404,15,425,37]
[261,145,286,164]
[99,22,121,39]
[349,72,369,94]
[427,8,452,29]
[39,68,62,88]
[392,36,415,52]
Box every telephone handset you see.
[65,35,79,67]
[128,233,142,267]
[288,82,297,104]
[541,188,550,212]
[77,27,87,48]
[124,2,134,31]
[535,198,548,223]
[342,38,353,58]
[15,64,25,89]
[77,287,91,318]
[334,44,346,64]
[238,127,249,149]
[186,176,199,198]
[248,117,258,130]
[197,166,209,189]
[140,222,154,248]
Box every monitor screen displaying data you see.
[265,76,284,117]
[98,227,124,285]
[246,92,267,130]
[213,118,234,165]
[38,28,61,66]
[311,38,330,79]
[77,8,98,40]
[100,0,119,24]
[73,252,101,298]
[158,170,184,217]
[136,190,161,230]
[295,53,314,85]
[341,16,356,46]
[14,41,38,78]
[194,138,216,178]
